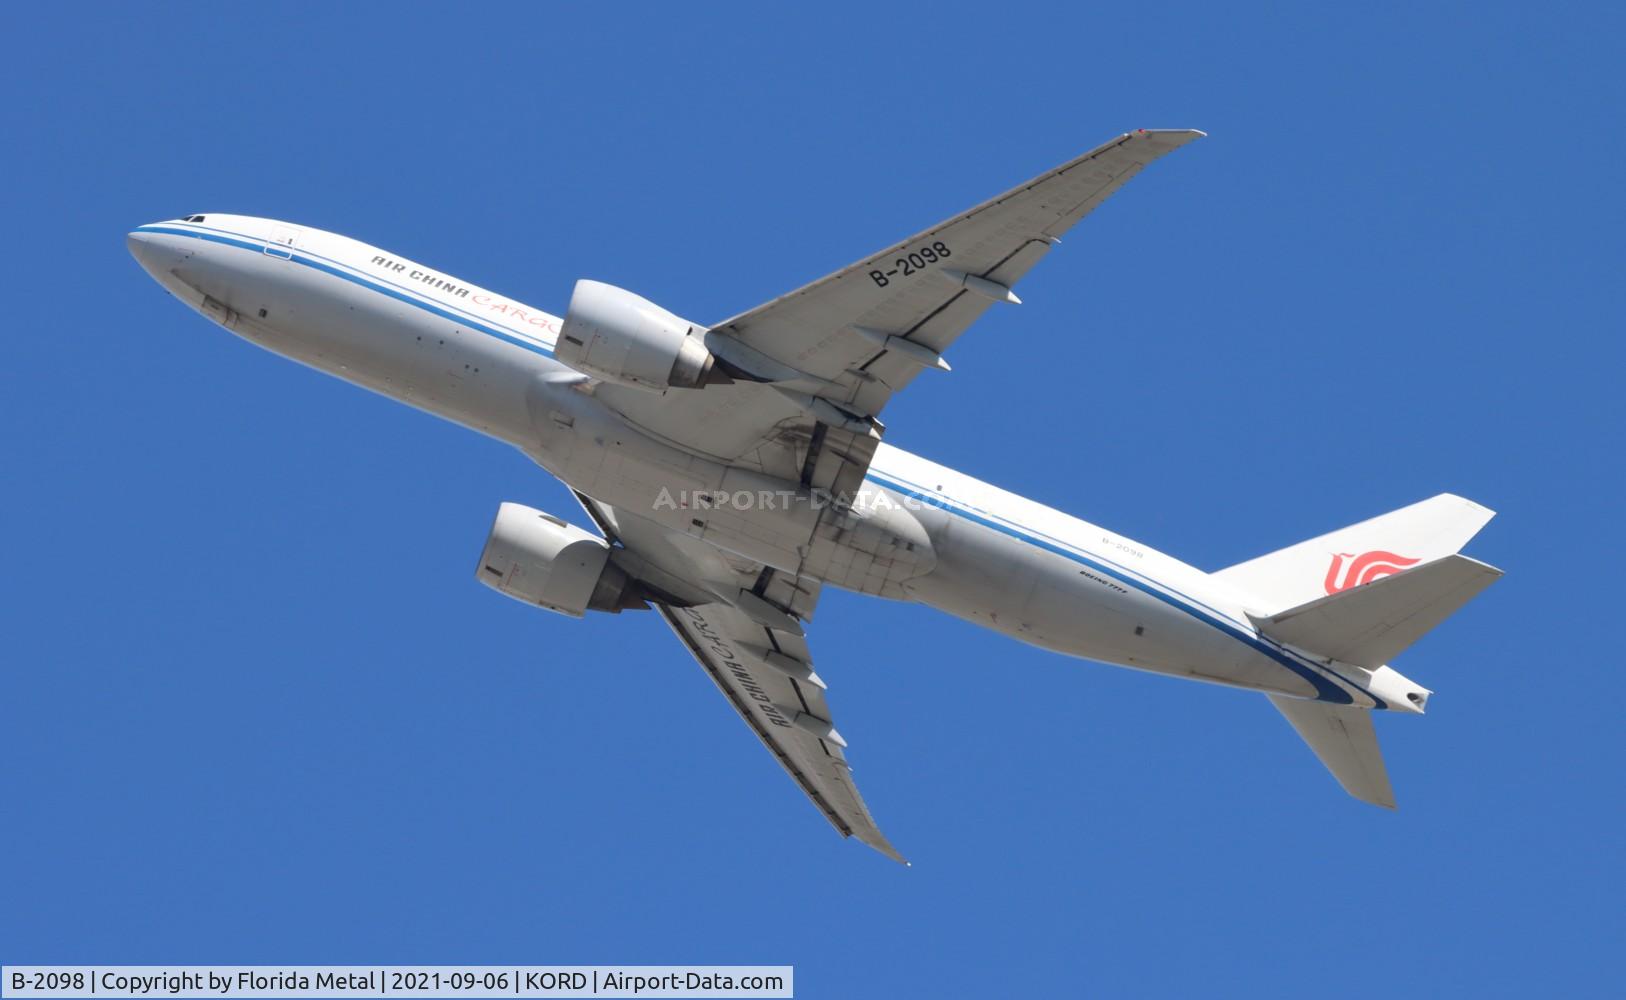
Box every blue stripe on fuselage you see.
[133,225,559,360]
[865,470,1378,707]
[139,222,1379,706]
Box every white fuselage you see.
[128,215,1409,710]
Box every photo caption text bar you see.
[2,967,792,999]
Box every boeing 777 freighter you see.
[128,129,1501,861]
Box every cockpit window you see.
[187,215,207,223]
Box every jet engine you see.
[476,502,645,616]
[555,279,725,391]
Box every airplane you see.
[128,129,1502,862]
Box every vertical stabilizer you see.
[1215,494,1494,615]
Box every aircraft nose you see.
[127,228,192,279]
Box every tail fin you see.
[1214,494,1495,615]
[1246,501,1504,809]
[1268,695,1396,807]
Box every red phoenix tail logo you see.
[1324,550,1420,594]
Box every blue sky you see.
[3,3,1622,996]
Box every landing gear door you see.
[265,225,301,260]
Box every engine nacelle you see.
[476,502,643,616]
[556,279,721,391]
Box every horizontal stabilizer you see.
[1269,695,1395,808]
[1215,494,1495,615]
[1252,554,1502,669]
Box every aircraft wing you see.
[572,492,905,863]
[659,602,904,863]
[708,128,1205,418]
[595,129,1203,502]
